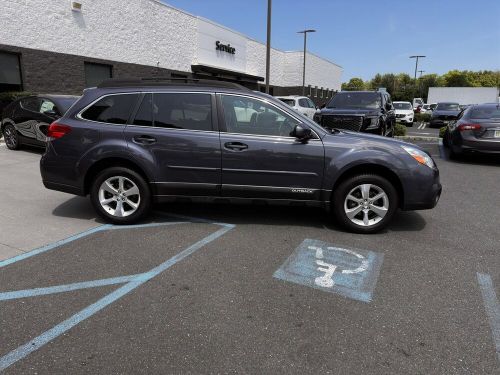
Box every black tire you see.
[90,167,151,224]
[3,124,20,150]
[332,174,398,234]
[442,129,450,148]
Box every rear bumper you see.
[42,180,85,196]
[457,138,500,154]
[40,151,86,196]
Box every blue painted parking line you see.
[0,216,235,371]
[273,239,383,303]
[477,273,500,363]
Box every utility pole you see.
[298,29,316,96]
[410,55,425,99]
[265,0,272,94]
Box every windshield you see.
[470,106,500,119]
[436,103,460,111]
[278,98,295,107]
[327,92,381,109]
[394,102,412,110]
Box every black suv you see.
[314,91,396,137]
[40,79,441,233]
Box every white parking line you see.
[417,123,427,130]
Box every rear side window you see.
[298,98,309,108]
[81,94,139,124]
[133,94,153,127]
[152,93,212,131]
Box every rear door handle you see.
[133,135,157,145]
[224,142,248,151]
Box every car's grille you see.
[321,115,363,132]
[396,114,405,118]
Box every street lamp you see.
[410,55,425,99]
[265,0,272,94]
[298,29,316,96]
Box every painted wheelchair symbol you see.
[308,246,369,288]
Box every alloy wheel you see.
[98,176,141,218]
[343,184,389,227]
[4,125,18,149]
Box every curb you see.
[395,136,440,142]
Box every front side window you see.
[81,94,139,124]
[221,95,299,137]
[306,98,316,109]
[153,93,212,131]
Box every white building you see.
[0,0,342,100]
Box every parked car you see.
[429,102,461,128]
[412,98,424,110]
[422,103,436,113]
[313,91,396,137]
[275,95,317,118]
[40,78,441,233]
[393,101,414,126]
[443,103,500,157]
[1,94,79,150]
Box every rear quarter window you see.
[81,94,139,124]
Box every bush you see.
[394,123,407,136]
[414,112,431,123]
[439,126,447,138]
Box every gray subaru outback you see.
[40,78,441,233]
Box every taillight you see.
[47,122,71,139]
[457,123,482,131]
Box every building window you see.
[0,51,23,92]
[84,62,112,88]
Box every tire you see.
[90,167,151,224]
[3,124,20,150]
[442,129,450,148]
[332,174,398,234]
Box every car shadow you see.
[52,198,428,233]
[440,145,500,166]
[52,196,104,223]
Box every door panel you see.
[218,94,325,201]
[124,92,221,197]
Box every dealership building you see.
[0,0,342,101]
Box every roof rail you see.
[97,77,250,91]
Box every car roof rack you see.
[97,77,250,91]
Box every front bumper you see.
[402,166,442,210]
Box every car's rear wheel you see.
[3,124,20,150]
[332,174,398,234]
[90,167,151,224]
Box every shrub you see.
[439,126,447,138]
[394,124,407,136]
[414,112,431,123]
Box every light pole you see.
[298,29,316,96]
[418,70,425,98]
[265,0,272,94]
[409,55,425,98]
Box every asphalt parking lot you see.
[1,141,500,374]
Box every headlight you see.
[401,146,435,169]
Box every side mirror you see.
[291,124,312,140]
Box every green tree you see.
[342,77,365,91]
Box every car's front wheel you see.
[90,167,151,224]
[332,174,398,234]
[3,124,20,150]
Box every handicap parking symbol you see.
[273,239,383,302]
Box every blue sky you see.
[162,0,500,83]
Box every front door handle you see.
[133,135,157,145]
[224,142,248,151]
